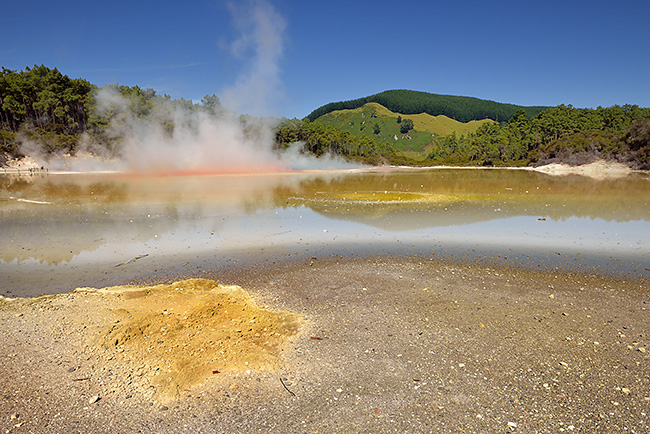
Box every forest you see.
[305,89,550,123]
[427,105,650,169]
[1,66,650,169]
[287,101,650,169]
[0,65,390,165]
[0,65,208,157]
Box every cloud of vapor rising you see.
[220,0,287,117]
[95,0,290,174]
[107,0,290,174]
[17,0,361,174]
[94,86,286,174]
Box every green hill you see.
[314,102,494,153]
[306,89,549,123]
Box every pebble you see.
[89,395,101,404]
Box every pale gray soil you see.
[1,256,649,433]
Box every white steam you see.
[15,0,361,174]
[95,86,285,173]
[221,0,287,116]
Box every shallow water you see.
[1,168,649,296]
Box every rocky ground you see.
[1,256,649,433]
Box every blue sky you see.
[2,0,649,119]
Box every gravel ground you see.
[1,255,649,433]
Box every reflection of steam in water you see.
[0,172,346,264]
[2,169,650,264]
[1,169,649,296]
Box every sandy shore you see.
[530,160,635,180]
[1,256,648,433]
[387,160,642,180]
[3,155,645,179]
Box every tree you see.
[623,118,650,169]
[201,94,221,114]
[400,118,413,134]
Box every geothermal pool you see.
[1,168,649,296]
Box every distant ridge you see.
[306,89,549,123]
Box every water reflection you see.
[1,168,649,296]
[282,169,650,227]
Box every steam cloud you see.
[17,0,360,174]
[95,88,285,174]
[221,0,286,117]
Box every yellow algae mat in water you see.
[88,278,304,399]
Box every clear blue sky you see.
[2,0,649,119]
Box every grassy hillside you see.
[315,102,493,152]
[306,89,550,123]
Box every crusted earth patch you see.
[2,278,304,403]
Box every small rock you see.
[89,395,101,404]
[622,387,631,395]
[10,413,18,420]
[507,421,517,430]
[638,347,646,353]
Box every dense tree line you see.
[0,66,395,165]
[0,66,95,154]
[2,66,649,169]
[0,65,216,156]
[274,118,396,165]
[306,89,549,123]
[428,105,650,169]
[0,65,93,133]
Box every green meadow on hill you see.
[314,102,494,153]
